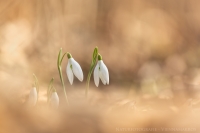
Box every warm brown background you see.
[1,0,200,97]
[0,1,200,133]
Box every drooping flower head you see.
[27,74,39,107]
[27,87,37,106]
[49,90,59,109]
[66,53,83,85]
[93,54,109,87]
[47,78,59,109]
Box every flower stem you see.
[57,48,69,105]
[85,72,91,97]
[33,73,39,102]
[58,66,69,105]
[47,78,54,102]
[85,47,98,98]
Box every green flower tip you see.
[98,54,102,60]
[67,52,72,59]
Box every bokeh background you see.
[1,0,200,133]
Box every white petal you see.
[99,60,109,84]
[70,58,83,81]
[66,62,74,85]
[27,87,37,106]
[99,71,107,85]
[93,64,99,87]
[49,92,59,109]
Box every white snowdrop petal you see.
[66,62,74,85]
[71,58,83,81]
[94,64,99,87]
[49,92,59,109]
[99,71,107,85]
[99,60,109,84]
[28,87,37,106]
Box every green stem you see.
[47,78,54,102]
[57,48,69,105]
[85,72,92,98]
[33,73,39,93]
[85,72,91,97]
[85,47,98,98]
[33,73,39,102]
[58,66,69,105]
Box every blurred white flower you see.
[49,92,59,109]
[93,55,109,87]
[27,87,37,106]
[66,53,83,85]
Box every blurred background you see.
[1,0,200,98]
[1,0,200,132]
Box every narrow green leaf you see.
[85,47,99,97]
[57,48,62,68]
[60,52,67,65]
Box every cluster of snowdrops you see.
[27,47,109,108]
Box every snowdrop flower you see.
[27,87,37,106]
[49,91,59,109]
[66,53,83,85]
[94,54,109,87]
